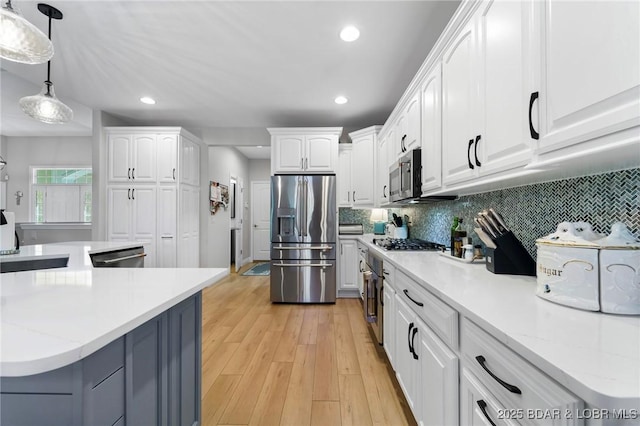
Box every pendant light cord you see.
[45,8,52,95]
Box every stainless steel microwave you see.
[389,149,422,203]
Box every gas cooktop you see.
[373,238,446,251]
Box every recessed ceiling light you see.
[140,97,156,105]
[340,26,360,42]
[256,145,263,149]
[334,96,348,105]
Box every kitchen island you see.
[0,242,228,426]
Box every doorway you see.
[230,175,244,272]
[251,180,270,261]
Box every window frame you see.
[29,165,93,223]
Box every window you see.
[30,167,92,223]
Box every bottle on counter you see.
[450,217,459,255]
[452,218,467,258]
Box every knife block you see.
[485,231,536,276]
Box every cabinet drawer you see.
[396,270,458,350]
[84,367,125,426]
[461,318,583,426]
[84,336,125,386]
[461,366,519,426]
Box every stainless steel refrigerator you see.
[270,175,336,303]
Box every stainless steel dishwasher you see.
[90,246,146,267]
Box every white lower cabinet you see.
[394,295,459,426]
[338,239,359,297]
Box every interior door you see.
[251,181,271,261]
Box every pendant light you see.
[19,3,72,124]
[0,0,53,64]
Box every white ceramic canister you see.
[597,222,640,315]
[535,222,601,311]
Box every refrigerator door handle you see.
[273,245,332,250]
[302,177,308,237]
[273,263,331,267]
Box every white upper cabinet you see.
[442,19,478,186]
[535,0,640,154]
[180,137,200,186]
[420,62,443,193]
[157,134,177,183]
[337,144,353,207]
[350,127,380,207]
[394,91,422,160]
[107,133,156,183]
[269,128,341,174]
[376,132,390,206]
[477,0,533,174]
[442,0,533,186]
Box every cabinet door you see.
[351,134,375,206]
[157,135,177,183]
[415,318,458,426]
[477,0,533,175]
[394,296,418,414]
[404,91,421,152]
[394,113,407,158]
[131,186,156,267]
[420,63,443,192]
[125,313,169,426]
[538,1,640,153]
[191,142,200,186]
[107,187,132,241]
[157,186,177,268]
[442,20,479,186]
[131,135,156,182]
[376,135,389,206]
[306,135,336,173]
[337,146,352,207]
[168,294,201,426]
[273,135,305,173]
[339,240,358,291]
[382,280,395,367]
[107,134,132,183]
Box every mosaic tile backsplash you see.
[339,168,640,257]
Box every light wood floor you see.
[200,264,416,426]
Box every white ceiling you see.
[0,0,460,158]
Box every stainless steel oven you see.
[364,251,383,345]
[389,149,422,203]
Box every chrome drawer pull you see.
[403,289,424,307]
[476,400,497,426]
[475,355,522,394]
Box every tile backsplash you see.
[339,168,640,256]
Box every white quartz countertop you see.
[343,234,640,410]
[0,242,228,377]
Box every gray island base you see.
[1,292,202,426]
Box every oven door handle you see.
[96,253,147,264]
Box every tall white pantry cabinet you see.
[105,127,201,267]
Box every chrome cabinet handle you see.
[475,355,522,394]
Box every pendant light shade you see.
[19,3,72,124]
[0,0,53,64]
[20,81,73,123]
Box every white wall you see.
[200,127,270,146]
[200,145,250,268]
[3,136,92,222]
[248,159,271,182]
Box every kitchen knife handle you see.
[467,139,475,170]
[474,135,482,167]
[403,289,424,307]
[411,327,419,360]
[529,91,539,140]
[476,400,497,426]
[475,355,522,394]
